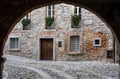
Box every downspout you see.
[82,20,86,55]
[113,38,117,63]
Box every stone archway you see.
[0,0,120,78]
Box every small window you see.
[107,50,113,58]
[47,5,54,17]
[46,5,54,29]
[9,37,20,51]
[26,14,29,19]
[70,36,80,52]
[74,6,81,16]
[58,41,62,47]
[71,6,81,28]
[93,38,101,46]
[22,14,31,30]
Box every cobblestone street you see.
[3,54,119,79]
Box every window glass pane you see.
[74,7,77,14]
[95,39,100,44]
[48,6,51,9]
[79,8,81,16]
[26,14,29,19]
[48,10,51,16]
[74,6,81,16]
[47,5,54,17]
[52,5,54,17]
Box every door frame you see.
[39,37,55,61]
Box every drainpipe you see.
[82,21,86,55]
[114,40,119,63]
[113,38,115,63]
[113,38,117,63]
[82,30,85,55]
[115,39,118,63]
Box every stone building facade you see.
[3,3,115,62]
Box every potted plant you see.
[71,15,81,28]
[21,18,31,30]
[45,16,54,29]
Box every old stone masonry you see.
[3,3,118,62]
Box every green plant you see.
[45,16,54,27]
[71,15,81,27]
[21,18,31,27]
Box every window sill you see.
[68,52,82,55]
[71,26,81,28]
[93,45,101,47]
[46,27,54,29]
[44,29,56,32]
[21,30,32,33]
[9,49,21,52]
[70,27,82,31]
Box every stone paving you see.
[3,54,119,79]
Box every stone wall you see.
[3,3,114,62]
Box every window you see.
[46,5,54,29]
[107,50,113,58]
[74,6,81,16]
[47,5,54,17]
[9,37,20,51]
[70,36,80,52]
[26,14,29,19]
[71,6,81,28]
[58,41,62,47]
[93,38,101,46]
[22,14,31,30]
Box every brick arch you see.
[0,0,120,78]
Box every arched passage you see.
[0,0,120,57]
[3,3,118,62]
[0,0,120,78]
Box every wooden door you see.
[40,39,53,60]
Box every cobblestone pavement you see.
[3,54,119,79]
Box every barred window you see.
[70,36,80,52]
[9,37,20,50]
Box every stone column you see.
[0,57,6,79]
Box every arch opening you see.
[2,2,119,79]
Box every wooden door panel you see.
[40,39,53,60]
[47,40,53,60]
[41,40,46,60]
